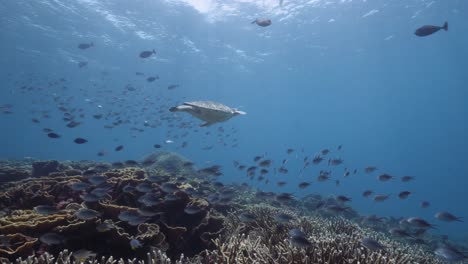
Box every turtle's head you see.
[234,110,246,115]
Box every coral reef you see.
[31,160,60,178]
[0,156,454,263]
[0,166,30,183]
[142,152,196,177]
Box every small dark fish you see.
[160,182,178,193]
[239,212,256,223]
[275,213,294,223]
[312,155,323,164]
[407,217,436,229]
[253,156,262,162]
[420,201,430,208]
[401,176,414,182]
[288,228,306,237]
[72,249,97,262]
[378,174,393,182]
[251,18,272,27]
[336,195,352,203]
[286,148,294,154]
[74,137,88,144]
[415,22,448,37]
[125,160,139,166]
[47,132,61,139]
[31,118,40,123]
[389,228,414,238]
[289,235,312,248]
[70,182,90,191]
[147,76,158,82]
[122,184,135,193]
[78,42,93,49]
[258,159,272,167]
[87,175,107,185]
[75,208,101,220]
[276,181,287,187]
[153,144,162,148]
[34,205,59,215]
[362,215,384,223]
[136,182,153,193]
[435,211,463,222]
[361,237,385,251]
[66,121,81,128]
[184,205,203,215]
[139,49,156,58]
[362,190,373,198]
[275,193,295,203]
[434,245,468,262]
[373,194,390,202]
[115,145,124,151]
[328,158,343,166]
[130,239,143,250]
[78,61,88,68]
[364,166,377,174]
[398,191,412,199]
[168,84,179,90]
[324,204,350,213]
[321,149,330,155]
[40,233,65,245]
[298,182,311,189]
[278,167,288,174]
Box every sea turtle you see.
[169,101,246,127]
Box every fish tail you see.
[442,21,448,31]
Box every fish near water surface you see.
[415,22,448,37]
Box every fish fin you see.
[169,107,178,112]
[442,21,448,31]
[152,49,156,54]
[251,19,257,24]
[235,110,246,115]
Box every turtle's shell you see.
[183,101,235,123]
[184,101,233,113]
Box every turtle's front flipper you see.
[169,105,193,112]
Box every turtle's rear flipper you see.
[200,122,214,127]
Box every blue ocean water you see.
[1,0,467,242]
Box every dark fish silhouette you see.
[78,42,93,49]
[115,145,124,151]
[415,22,448,37]
[147,76,158,82]
[47,132,61,138]
[78,61,88,68]
[251,19,272,27]
[74,137,88,144]
[139,49,156,58]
